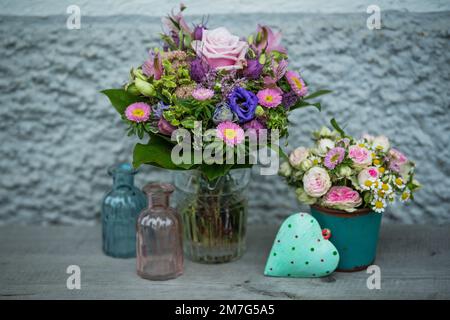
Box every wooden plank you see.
[0,224,449,299]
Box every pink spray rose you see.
[289,147,309,169]
[387,148,408,173]
[302,167,331,198]
[358,166,380,187]
[321,186,362,212]
[348,145,372,167]
[191,27,248,71]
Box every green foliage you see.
[266,107,289,138]
[133,133,194,170]
[304,90,333,100]
[164,98,216,129]
[290,99,322,112]
[330,118,347,137]
[100,89,147,115]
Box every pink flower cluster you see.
[322,186,362,212]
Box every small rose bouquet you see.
[101,4,329,180]
[279,120,421,213]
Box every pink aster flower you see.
[257,88,282,108]
[324,147,345,169]
[216,121,245,146]
[192,87,214,101]
[285,70,308,97]
[125,102,151,123]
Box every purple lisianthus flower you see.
[142,50,163,80]
[255,25,287,55]
[281,91,299,110]
[243,59,263,80]
[152,101,169,119]
[227,87,258,123]
[190,57,209,83]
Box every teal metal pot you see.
[310,205,382,272]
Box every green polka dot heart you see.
[264,212,339,278]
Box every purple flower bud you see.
[243,59,263,80]
[193,24,206,41]
[190,57,209,82]
[158,118,176,136]
[171,31,180,48]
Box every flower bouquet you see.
[102,4,329,263]
[279,119,421,270]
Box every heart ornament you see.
[264,212,339,278]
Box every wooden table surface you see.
[0,224,449,300]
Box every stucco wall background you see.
[0,1,449,225]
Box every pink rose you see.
[191,27,248,71]
[358,166,379,187]
[302,167,331,198]
[348,145,372,167]
[289,147,309,169]
[322,186,362,212]
[387,148,408,173]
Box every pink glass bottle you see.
[136,182,183,280]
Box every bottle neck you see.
[113,173,134,189]
[147,192,169,209]
[142,182,174,210]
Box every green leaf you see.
[304,89,333,100]
[181,117,196,129]
[101,89,146,115]
[330,118,346,137]
[133,133,193,170]
[290,100,322,112]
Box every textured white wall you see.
[0,1,449,225]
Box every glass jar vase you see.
[174,168,251,264]
[101,163,147,258]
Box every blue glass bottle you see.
[102,163,147,258]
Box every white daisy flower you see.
[360,176,377,191]
[394,177,406,189]
[310,156,322,166]
[400,190,411,203]
[369,178,382,191]
[357,140,372,150]
[371,197,386,213]
[378,182,393,194]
